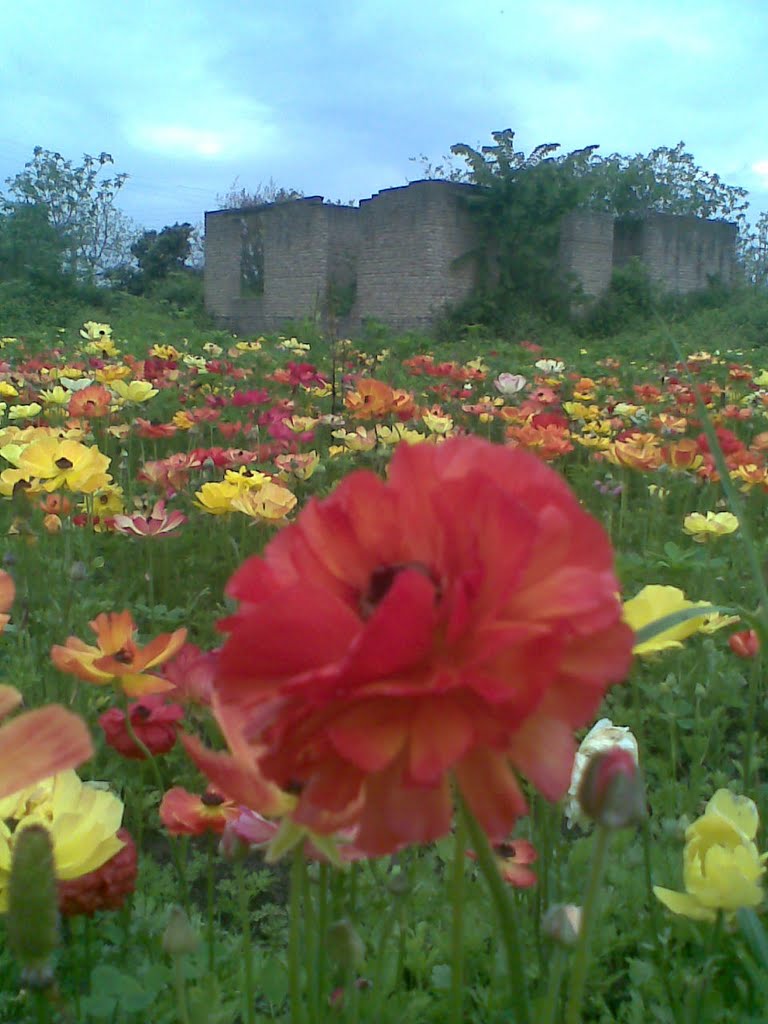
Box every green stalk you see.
[686,911,724,1024]
[172,957,192,1024]
[458,793,531,1024]
[289,845,306,1024]
[206,833,216,974]
[449,813,468,1024]
[302,857,318,1024]
[564,825,612,1024]
[315,864,329,1020]
[234,856,256,1024]
[541,948,568,1024]
[641,818,683,1024]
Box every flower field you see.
[1,310,768,1023]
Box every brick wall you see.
[204,185,739,335]
[353,180,479,332]
[559,210,615,297]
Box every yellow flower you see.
[15,437,112,494]
[194,480,239,514]
[109,380,159,404]
[223,467,269,491]
[172,411,196,430]
[182,355,207,370]
[622,585,711,656]
[654,789,768,922]
[422,412,454,435]
[0,771,125,910]
[94,365,132,384]
[8,404,42,421]
[230,481,297,521]
[331,427,377,452]
[38,386,70,407]
[376,425,426,446]
[79,321,112,342]
[753,370,768,387]
[683,511,739,542]
[149,344,181,360]
[85,338,119,357]
[234,340,262,352]
[0,383,19,399]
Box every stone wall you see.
[559,210,615,298]
[204,182,739,335]
[353,181,478,333]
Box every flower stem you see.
[234,856,256,1024]
[172,957,191,1024]
[686,911,724,1024]
[457,793,531,1024]
[541,947,568,1024]
[206,833,216,974]
[564,824,612,1024]
[289,844,306,1024]
[640,817,684,1024]
[449,812,467,1024]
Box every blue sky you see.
[2,0,767,231]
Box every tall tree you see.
[2,147,130,279]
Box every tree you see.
[216,176,303,210]
[129,223,194,289]
[0,202,71,290]
[2,147,130,280]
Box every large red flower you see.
[211,437,633,855]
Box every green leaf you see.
[633,605,734,645]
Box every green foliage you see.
[130,223,194,288]
[582,259,658,335]
[2,147,134,280]
[0,202,72,292]
[439,130,751,335]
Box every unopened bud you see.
[729,629,760,659]
[7,825,59,989]
[577,747,646,829]
[542,903,582,947]
[326,918,365,970]
[162,906,199,957]
[69,560,89,582]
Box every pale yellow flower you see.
[109,380,159,404]
[622,585,711,656]
[683,511,739,542]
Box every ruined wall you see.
[352,180,478,332]
[559,210,615,298]
[204,185,739,335]
[632,215,738,293]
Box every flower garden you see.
[1,311,768,1023]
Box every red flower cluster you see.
[209,437,632,855]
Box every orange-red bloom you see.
[51,611,186,697]
[210,437,633,855]
[466,838,537,888]
[159,787,239,836]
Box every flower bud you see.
[729,629,760,659]
[542,903,582,947]
[162,906,200,957]
[577,747,646,830]
[326,918,365,970]
[7,825,59,989]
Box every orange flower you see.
[51,611,186,697]
[68,384,112,419]
[210,437,632,855]
[663,440,703,472]
[159,787,239,836]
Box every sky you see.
[2,0,767,234]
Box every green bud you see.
[7,825,59,990]
[162,906,200,957]
[326,918,365,970]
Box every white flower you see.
[494,373,527,396]
[565,718,640,828]
[534,359,565,375]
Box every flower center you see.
[359,562,439,618]
[55,457,73,470]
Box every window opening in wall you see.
[240,218,264,296]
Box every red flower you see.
[210,437,632,856]
[99,695,184,759]
[58,829,138,917]
[466,838,537,888]
[162,643,218,707]
[159,787,238,835]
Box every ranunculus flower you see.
[622,585,711,656]
[209,436,632,855]
[99,696,184,759]
[729,629,760,658]
[58,828,137,918]
[494,373,526,396]
[682,511,739,542]
[159,787,238,836]
[466,838,537,888]
[654,789,768,922]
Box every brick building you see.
[204,180,738,335]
